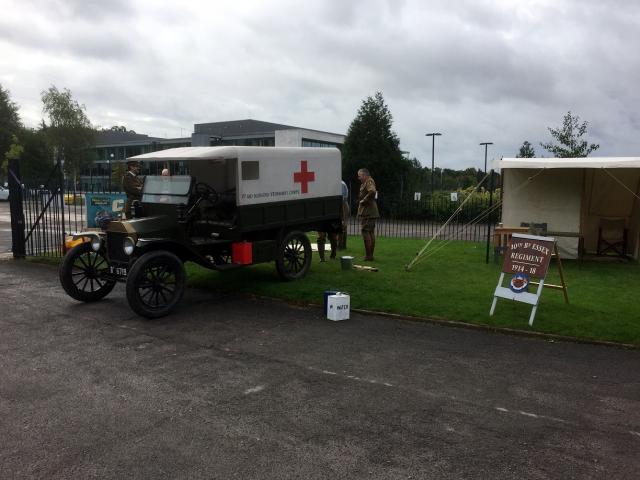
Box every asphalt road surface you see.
[1,260,639,479]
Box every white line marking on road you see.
[244,385,265,394]
[630,431,640,438]
[495,407,567,424]
[519,411,539,418]
[308,367,393,387]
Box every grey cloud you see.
[0,4,139,60]
[27,0,134,22]
[4,0,640,170]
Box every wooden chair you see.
[493,226,530,262]
[597,218,628,257]
[520,222,547,236]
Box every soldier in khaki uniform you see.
[316,230,338,262]
[357,168,379,261]
[122,160,143,219]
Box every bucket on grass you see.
[340,256,353,271]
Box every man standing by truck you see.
[317,181,349,262]
[122,160,143,219]
[357,168,379,261]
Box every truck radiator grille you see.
[106,232,128,263]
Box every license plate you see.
[109,266,128,276]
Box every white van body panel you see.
[130,146,342,206]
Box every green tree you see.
[105,125,136,134]
[342,92,405,199]
[1,128,53,184]
[2,135,23,180]
[516,140,536,158]
[41,85,97,184]
[540,111,599,157]
[18,128,53,180]
[0,84,22,182]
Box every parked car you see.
[64,192,85,205]
[59,146,343,318]
[0,186,9,201]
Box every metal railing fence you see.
[13,182,500,257]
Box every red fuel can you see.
[232,241,253,265]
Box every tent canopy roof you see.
[499,157,640,170]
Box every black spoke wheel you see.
[275,231,312,281]
[59,241,116,302]
[126,250,186,319]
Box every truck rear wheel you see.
[275,231,311,281]
[59,241,116,302]
[125,250,186,318]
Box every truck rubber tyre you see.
[126,250,186,319]
[59,241,116,302]
[275,231,312,281]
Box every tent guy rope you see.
[405,172,489,271]
[405,169,546,271]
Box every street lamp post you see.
[425,133,442,195]
[109,153,114,191]
[479,142,493,174]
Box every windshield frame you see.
[141,175,193,204]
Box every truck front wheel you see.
[125,250,186,318]
[275,231,312,281]
[59,241,116,302]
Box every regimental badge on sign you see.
[509,273,530,293]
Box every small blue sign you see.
[85,193,126,227]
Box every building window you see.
[128,146,142,157]
[301,139,339,148]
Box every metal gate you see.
[8,156,122,258]
[8,157,68,258]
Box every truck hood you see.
[107,215,176,237]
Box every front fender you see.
[72,231,103,242]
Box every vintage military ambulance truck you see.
[59,146,343,318]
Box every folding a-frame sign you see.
[490,233,568,325]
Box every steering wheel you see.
[194,182,219,204]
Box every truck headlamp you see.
[123,237,135,256]
[91,237,102,252]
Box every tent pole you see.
[485,169,495,264]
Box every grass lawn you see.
[186,235,640,346]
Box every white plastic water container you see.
[327,293,350,321]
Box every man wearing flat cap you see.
[122,160,143,219]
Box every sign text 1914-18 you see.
[502,237,554,278]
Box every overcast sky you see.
[2,0,640,170]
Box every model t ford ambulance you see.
[59,146,343,318]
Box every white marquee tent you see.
[498,157,640,259]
